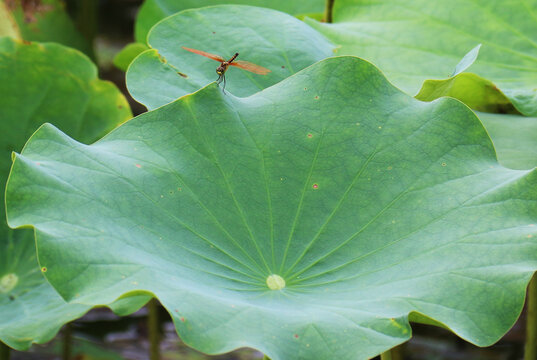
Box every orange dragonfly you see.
[182,46,270,91]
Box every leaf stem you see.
[324,0,335,23]
[148,299,160,360]
[380,344,404,360]
[74,0,97,60]
[62,322,72,360]
[380,350,392,360]
[0,342,10,360]
[525,273,537,360]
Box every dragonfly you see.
[182,46,270,92]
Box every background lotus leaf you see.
[0,1,18,38]
[477,112,537,170]
[0,37,146,350]
[6,56,537,359]
[126,5,334,109]
[0,0,91,55]
[415,73,515,114]
[113,42,149,72]
[134,0,325,43]
[307,0,537,116]
[115,0,326,71]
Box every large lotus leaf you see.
[307,0,537,117]
[0,37,147,350]
[1,0,91,55]
[6,56,537,359]
[477,112,537,170]
[126,5,334,109]
[134,0,325,43]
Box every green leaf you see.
[0,230,90,350]
[307,0,537,116]
[0,37,131,148]
[134,0,325,43]
[0,37,145,350]
[477,112,537,170]
[113,42,149,71]
[1,233,147,351]
[416,73,516,114]
[451,44,481,77]
[127,5,334,109]
[6,56,537,359]
[1,0,91,55]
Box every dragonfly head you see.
[216,66,225,75]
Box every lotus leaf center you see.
[266,274,285,290]
[0,273,18,293]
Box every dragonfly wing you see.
[231,60,271,75]
[181,46,225,62]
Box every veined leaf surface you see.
[6,57,537,359]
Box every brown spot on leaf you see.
[7,0,54,23]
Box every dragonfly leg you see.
[215,74,226,94]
